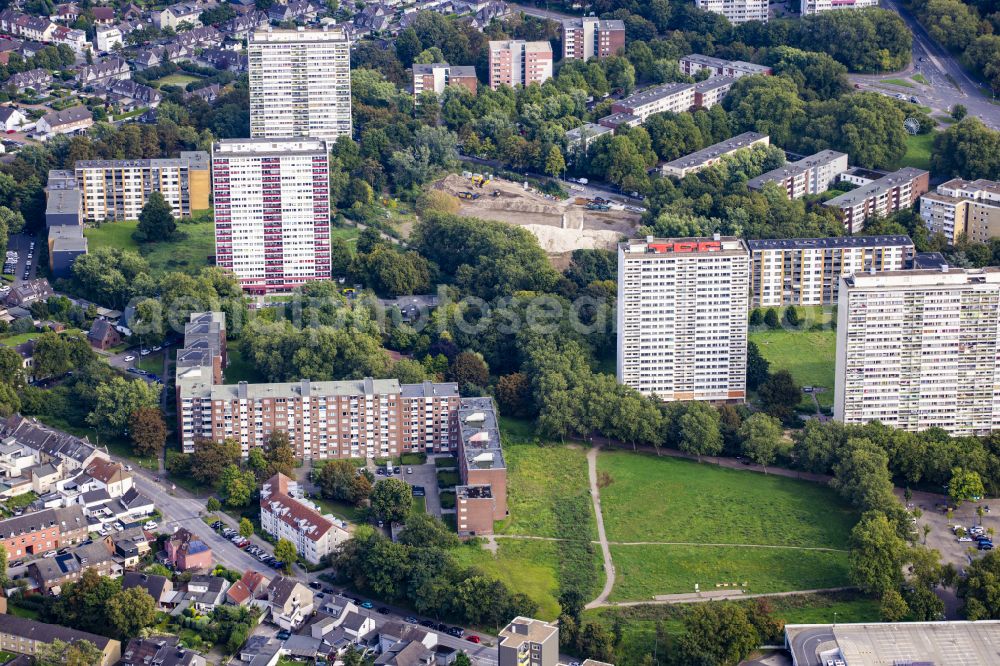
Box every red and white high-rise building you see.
[212,138,331,294]
[561,18,625,61]
[488,40,553,90]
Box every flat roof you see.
[785,621,1000,666]
[746,150,847,189]
[912,251,948,269]
[748,235,913,251]
[213,137,328,157]
[498,617,557,649]
[75,151,209,171]
[251,25,347,41]
[565,123,613,140]
[621,235,748,256]
[824,167,928,208]
[662,132,768,171]
[843,266,1000,289]
[457,397,504,471]
[45,188,80,216]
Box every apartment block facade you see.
[599,77,735,128]
[694,0,768,23]
[260,473,348,563]
[248,26,351,141]
[73,152,211,222]
[617,236,750,403]
[661,132,769,178]
[801,0,878,14]
[455,397,506,536]
[678,54,772,78]
[498,618,559,666]
[746,150,848,199]
[561,18,625,61]
[412,63,478,97]
[920,178,1000,244]
[835,268,1000,436]
[212,138,331,294]
[488,40,553,90]
[824,167,929,233]
[748,235,915,307]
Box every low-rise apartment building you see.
[565,123,613,154]
[824,167,929,233]
[801,0,878,13]
[0,615,121,666]
[746,150,848,199]
[748,235,915,307]
[0,505,87,561]
[412,63,478,97]
[454,397,506,536]
[694,0,767,23]
[260,472,348,564]
[73,152,210,221]
[599,77,735,129]
[561,17,625,61]
[498,617,559,666]
[660,132,769,178]
[834,267,1000,436]
[920,178,1000,244]
[488,40,552,90]
[678,54,772,79]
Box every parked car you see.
[361,600,374,609]
[377,607,391,615]
[143,521,158,530]
[123,355,136,362]
[979,541,994,551]
[42,550,56,558]
[309,581,323,590]
[406,467,413,474]
[276,630,291,641]
[959,536,973,542]
[447,627,465,637]
[466,635,480,644]
[404,616,419,624]
[420,619,435,627]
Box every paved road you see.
[509,2,576,20]
[584,446,615,610]
[787,626,837,666]
[850,0,999,129]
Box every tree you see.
[951,104,968,121]
[86,376,161,437]
[190,438,241,484]
[740,413,782,473]
[397,513,459,549]
[949,467,985,506]
[133,191,176,242]
[218,464,256,507]
[264,429,296,478]
[764,308,780,328]
[879,588,909,621]
[34,639,105,666]
[746,340,770,391]
[959,550,1000,619]
[577,622,616,662]
[832,438,897,513]
[370,478,412,525]
[544,145,565,178]
[677,402,723,462]
[318,459,371,505]
[496,372,530,417]
[849,511,908,596]
[931,118,1000,180]
[274,538,298,572]
[106,586,156,639]
[239,517,254,538]
[676,602,759,666]
[450,351,488,388]
[758,370,800,421]
[783,306,800,327]
[129,406,167,457]
[206,496,221,512]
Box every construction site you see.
[433,173,642,256]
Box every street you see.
[850,0,1000,129]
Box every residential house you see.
[73,57,130,86]
[197,47,246,71]
[218,11,267,38]
[0,11,56,42]
[0,415,107,473]
[376,623,438,666]
[95,24,123,52]
[154,1,217,30]
[4,279,53,307]
[91,7,116,24]
[92,79,162,109]
[225,569,271,606]
[72,457,134,497]
[50,25,89,55]
[185,83,220,103]
[164,527,212,571]
[11,340,34,382]
[122,572,175,610]
[87,318,121,350]
[30,539,120,593]
[176,574,230,612]
[53,4,82,22]
[5,68,51,93]
[0,107,28,132]
[267,0,320,22]
[113,527,153,568]
[355,4,391,32]
[0,615,121,666]
[265,576,314,630]
[35,106,92,137]
[172,25,222,48]
[117,486,155,521]
[121,636,206,666]
[259,473,348,565]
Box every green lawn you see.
[494,442,596,540]
[0,650,18,664]
[154,73,202,88]
[911,73,929,85]
[84,219,215,276]
[597,450,857,547]
[450,539,573,620]
[223,348,267,385]
[882,78,915,88]
[895,132,935,171]
[0,329,83,347]
[138,351,165,375]
[312,496,364,523]
[412,495,426,513]
[749,315,836,409]
[609,544,851,600]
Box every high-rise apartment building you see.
[498,618,559,666]
[748,235,915,307]
[800,0,878,14]
[561,18,625,61]
[248,26,351,141]
[834,267,1000,436]
[747,150,848,199]
[412,62,478,98]
[920,178,1000,244]
[694,0,768,23]
[617,236,750,403]
[212,138,331,294]
[488,40,553,90]
[455,397,507,535]
[824,167,929,233]
[73,152,211,222]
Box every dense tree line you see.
[904,0,1000,93]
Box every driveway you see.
[402,460,441,517]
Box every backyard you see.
[84,217,215,276]
[154,73,203,88]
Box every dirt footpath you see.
[434,174,640,253]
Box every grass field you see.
[0,329,82,346]
[0,650,18,664]
[608,544,850,600]
[138,351,165,375]
[223,348,267,385]
[749,310,836,409]
[597,450,856,547]
[895,132,935,171]
[154,73,202,88]
[494,442,596,540]
[882,78,915,88]
[911,73,929,85]
[450,539,584,620]
[84,219,215,275]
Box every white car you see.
[143,521,158,530]
[42,550,56,558]
[959,536,974,542]
[152,345,162,352]
[140,348,150,356]
[124,355,136,362]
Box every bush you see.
[437,470,460,488]
[401,452,427,465]
[439,491,456,509]
[434,456,458,468]
[764,308,780,329]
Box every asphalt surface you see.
[787,626,837,666]
[125,465,500,665]
[5,232,37,285]
[850,0,1000,129]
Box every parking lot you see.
[907,488,999,572]
[3,233,37,285]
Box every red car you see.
[465,636,480,644]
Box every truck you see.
[457,191,480,200]
[586,202,610,211]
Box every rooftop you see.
[621,235,749,256]
[661,132,768,172]
[747,235,914,251]
[825,167,928,208]
[843,266,1000,289]
[746,149,847,190]
[74,151,209,171]
[457,397,504,471]
[213,137,328,157]
[0,613,116,649]
[498,616,558,649]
